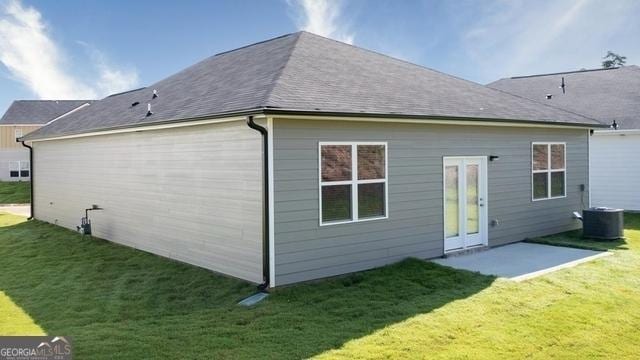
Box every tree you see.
[602,51,626,68]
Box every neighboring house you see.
[21,32,604,287]
[0,100,91,181]
[489,66,640,211]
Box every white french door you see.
[443,157,488,252]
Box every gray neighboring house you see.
[0,100,91,181]
[21,32,604,287]
[489,66,640,211]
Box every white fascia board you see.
[592,129,640,136]
[27,114,267,142]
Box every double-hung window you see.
[9,162,19,178]
[532,142,566,200]
[319,142,388,225]
[9,161,29,178]
[20,161,30,178]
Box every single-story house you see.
[21,32,605,287]
[488,66,640,211]
[0,100,91,181]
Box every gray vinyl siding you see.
[273,118,588,285]
[33,120,263,283]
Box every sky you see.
[0,0,638,114]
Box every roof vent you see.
[559,77,566,94]
[146,103,153,117]
[152,89,158,99]
[546,94,553,100]
[131,101,140,107]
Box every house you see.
[488,66,640,211]
[21,32,604,287]
[0,100,91,181]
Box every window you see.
[9,162,19,178]
[319,142,387,225]
[532,143,566,200]
[20,161,30,178]
[9,161,29,178]
[14,128,23,140]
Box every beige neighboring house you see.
[0,100,91,181]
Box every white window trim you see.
[9,160,30,179]
[14,128,23,140]
[531,142,567,201]
[9,161,19,178]
[318,141,389,226]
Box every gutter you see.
[246,116,270,291]
[260,109,609,129]
[23,107,606,143]
[19,140,34,220]
[592,129,640,136]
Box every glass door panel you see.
[466,164,479,235]
[445,165,459,238]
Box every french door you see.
[443,157,488,252]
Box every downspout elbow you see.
[19,140,34,220]
[246,116,270,291]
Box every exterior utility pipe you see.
[246,116,270,291]
[19,140,34,220]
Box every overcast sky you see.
[1,0,638,113]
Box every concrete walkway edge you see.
[510,251,612,281]
[432,242,611,281]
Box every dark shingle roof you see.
[0,100,91,125]
[25,32,601,140]
[488,66,640,129]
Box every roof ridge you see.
[213,32,299,57]
[261,32,304,108]
[14,99,92,102]
[145,32,301,93]
[507,67,621,79]
[105,87,146,98]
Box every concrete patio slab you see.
[0,205,31,218]
[432,242,611,281]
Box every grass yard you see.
[0,181,30,204]
[0,213,639,359]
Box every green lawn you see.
[1,213,639,359]
[0,181,30,204]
